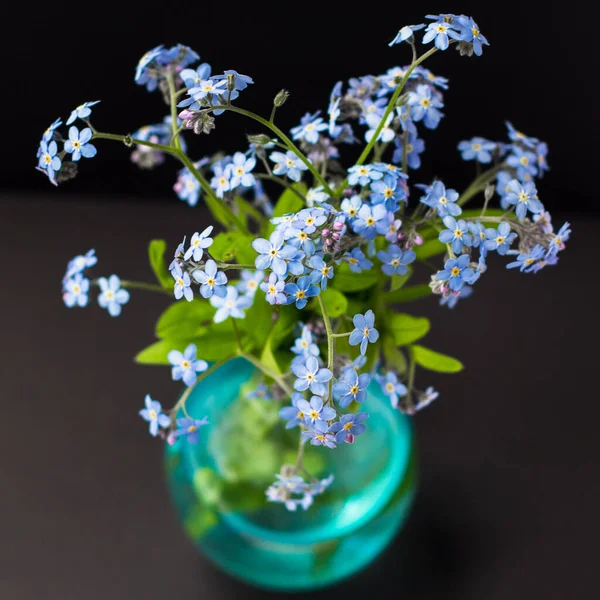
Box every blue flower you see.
[66,101,101,125]
[229,152,256,189]
[329,413,368,444]
[352,203,388,240]
[340,355,367,375]
[467,222,486,248]
[42,118,63,142]
[547,222,571,257]
[291,111,328,144]
[291,325,320,358]
[348,164,383,187]
[210,286,252,323]
[438,216,473,254]
[364,112,395,144]
[389,24,426,46]
[503,180,543,220]
[180,63,212,88]
[455,16,489,56]
[247,383,272,401]
[174,168,201,207]
[483,222,516,255]
[422,19,460,50]
[377,244,416,276]
[301,421,337,448]
[507,146,538,181]
[212,69,254,91]
[535,142,550,178]
[297,396,336,425]
[370,174,406,211]
[284,276,320,309]
[333,369,371,408]
[308,255,334,290]
[344,248,373,273]
[506,244,546,272]
[168,343,208,387]
[37,140,62,181]
[252,231,297,275]
[421,180,462,217]
[172,265,193,301]
[279,393,307,429]
[407,84,444,129]
[210,163,231,198]
[63,273,90,308]
[458,137,496,163]
[97,275,130,316]
[66,249,97,278]
[135,46,165,91]
[349,310,379,355]
[237,269,264,297]
[505,121,539,149]
[260,272,287,305]
[139,395,171,437]
[376,371,407,409]
[270,151,309,182]
[293,208,328,233]
[174,416,209,444]
[340,195,363,220]
[392,131,425,169]
[192,259,227,298]
[411,386,440,413]
[435,254,476,291]
[184,226,214,261]
[64,126,97,161]
[292,355,333,396]
[188,78,228,102]
[440,285,473,308]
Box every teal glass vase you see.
[164,356,417,592]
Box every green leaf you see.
[155,300,215,339]
[209,232,255,265]
[332,262,380,292]
[135,339,177,365]
[459,208,506,219]
[411,344,464,373]
[386,284,432,304]
[234,196,266,229]
[203,193,246,231]
[260,337,283,376]
[313,287,348,318]
[269,305,299,349]
[382,334,408,374]
[148,239,174,290]
[414,238,446,261]
[243,296,276,349]
[389,313,430,345]
[390,267,412,292]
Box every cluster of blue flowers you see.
[61,249,130,317]
[47,14,569,513]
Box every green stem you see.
[255,173,307,202]
[457,162,507,207]
[92,132,172,153]
[240,353,293,397]
[166,69,182,151]
[209,104,334,195]
[406,350,417,408]
[334,46,439,197]
[317,294,335,403]
[331,332,351,338]
[171,358,232,420]
[215,262,256,271]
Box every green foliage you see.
[234,195,265,229]
[155,300,215,339]
[382,334,407,374]
[390,267,412,291]
[209,232,256,265]
[386,284,432,304]
[410,344,464,373]
[331,261,380,292]
[414,239,446,261]
[148,239,174,290]
[311,287,348,318]
[389,313,430,345]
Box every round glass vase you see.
[164,356,417,592]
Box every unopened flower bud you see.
[333,221,344,231]
[414,234,423,245]
[273,89,290,107]
[345,433,355,444]
[332,233,340,240]
[247,133,272,146]
[167,434,177,446]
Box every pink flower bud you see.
[322,229,330,237]
[333,221,344,231]
[332,233,340,240]
[345,433,355,444]
[325,238,333,246]
[414,234,423,246]
[167,434,177,446]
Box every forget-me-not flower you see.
[292,355,333,396]
[168,343,208,387]
[97,275,130,316]
[139,395,171,437]
[193,259,227,299]
[349,310,379,355]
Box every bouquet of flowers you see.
[39,13,570,512]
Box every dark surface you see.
[3,1,598,213]
[2,194,598,599]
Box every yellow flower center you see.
[518,192,529,203]
[385,382,395,393]
[187,425,197,433]
[496,236,505,245]
[358,167,368,176]
[384,188,394,198]
[451,267,461,276]
[321,266,330,276]
[420,98,431,108]
[391,258,400,266]
[309,410,320,420]
[181,360,191,369]
[363,326,370,336]
[454,228,463,238]
[286,159,295,167]
[439,196,448,204]
[436,24,447,33]
[207,277,216,286]
[343,422,353,431]
[350,385,359,395]
[295,290,306,299]
[73,141,81,149]
[520,156,529,166]
[472,143,482,151]
[348,208,357,217]
[366,217,375,226]
[472,28,480,38]
[235,167,244,175]
[349,257,358,265]
[72,284,81,294]
[268,284,276,294]
[149,410,157,420]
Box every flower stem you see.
[166,69,182,151]
[255,173,307,202]
[457,162,507,207]
[93,279,171,295]
[171,358,232,420]
[317,294,335,403]
[210,104,334,196]
[240,352,293,397]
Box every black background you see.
[2,1,598,213]
[2,2,600,599]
